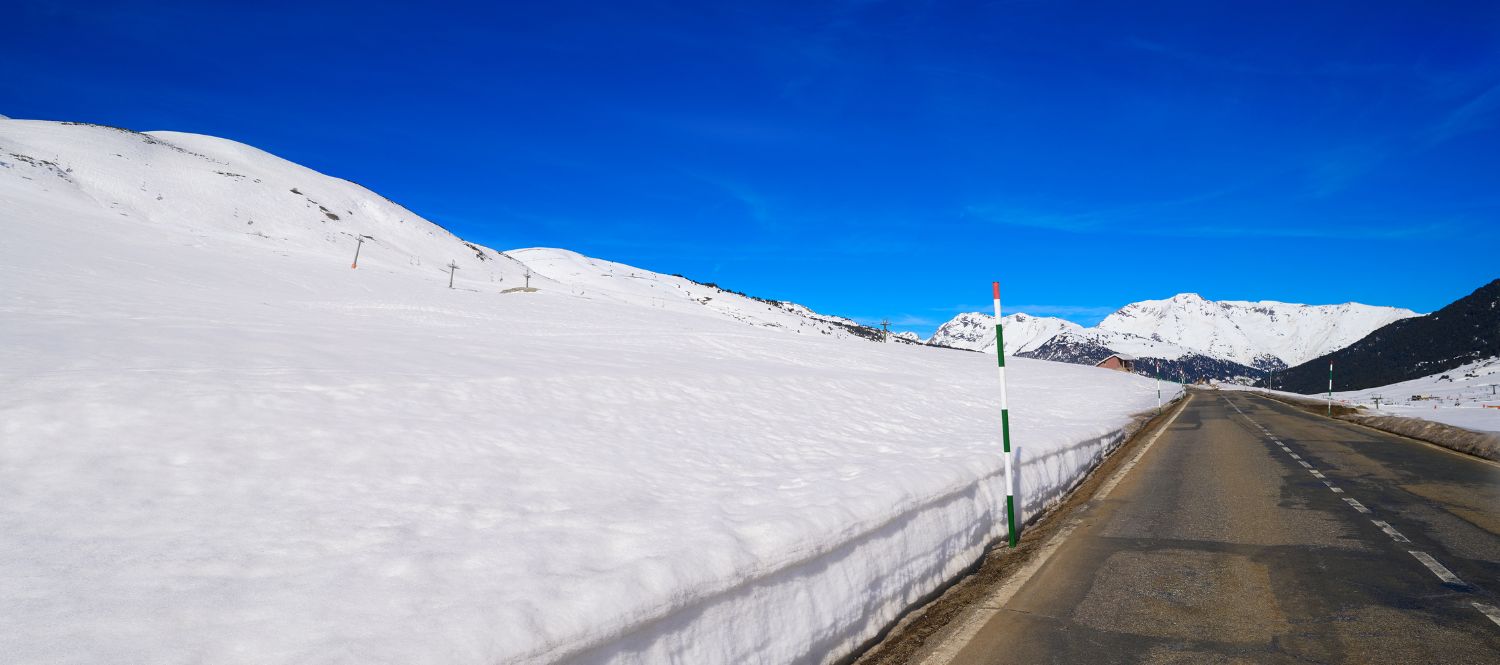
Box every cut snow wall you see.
[554,410,1160,665]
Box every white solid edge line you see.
[1409,551,1466,586]
[913,395,1192,665]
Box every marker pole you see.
[993,282,1019,548]
[1156,374,1162,414]
[1328,360,1334,416]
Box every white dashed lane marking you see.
[1474,603,1500,629]
[1223,395,1497,631]
[1410,551,1469,587]
[1372,520,1412,543]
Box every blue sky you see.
[5,1,1498,332]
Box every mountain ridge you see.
[929,295,1419,380]
[1272,279,1500,394]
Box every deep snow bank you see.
[1,119,1178,664]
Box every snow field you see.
[1,118,1179,664]
[1329,358,1500,433]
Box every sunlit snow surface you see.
[1333,358,1500,433]
[1226,359,1500,434]
[0,119,1174,664]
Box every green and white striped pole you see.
[1328,360,1334,416]
[992,282,1019,548]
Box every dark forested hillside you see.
[1271,279,1499,394]
[1018,337,1262,383]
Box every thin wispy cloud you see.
[964,203,1454,240]
[1426,80,1500,145]
[684,173,776,230]
[1304,144,1387,198]
[1167,221,1451,240]
[1124,37,1279,76]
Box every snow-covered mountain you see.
[1099,293,1418,368]
[1273,278,1500,393]
[927,312,1081,355]
[929,293,1418,377]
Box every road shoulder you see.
[850,393,1193,665]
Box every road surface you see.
[944,390,1500,664]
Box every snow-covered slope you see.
[0,120,534,286]
[506,247,878,340]
[0,120,877,340]
[927,312,1081,355]
[1099,293,1418,368]
[1327,357,1500,433]
[1,118,1176,664]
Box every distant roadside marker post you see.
[1156,374,1162,414]
[992,281,1019,548]
[351,236,365,269]
[447,260,460,289]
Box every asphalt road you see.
[947,390,1500,664]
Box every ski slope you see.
[1,118,1177,664]
[1328,357,1500,433]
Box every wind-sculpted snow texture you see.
[0,119,1173,664]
